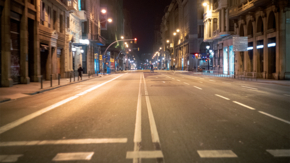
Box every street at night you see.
[0,71,290,162]
[1,0,290,162]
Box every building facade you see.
[160,0,203,71]
[203,0,290,79]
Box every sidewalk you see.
[0,74,99,103]
[191,72,290,86]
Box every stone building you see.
[1,0,40,86]
[160,0,204,71]
[203,0,290,79]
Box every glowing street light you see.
[176,29,180,32]
[101,9,107,14]
[203,2,208,7]
[121,36,124,39]
[108,18,113,23]
[166,40,170,43]
[173,32,177,36]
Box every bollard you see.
[58,74,60,85]
[50,75,52,87]
[41,75,43,89]
[74,71,75,82]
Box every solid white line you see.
[233,101,255,110]
[0,139,128,146]
[267,149,290,157]
[215,94,230,100]
[52,152,94,161]
[0,155,23,162]
[259,111,290,125]
[143,75,160,143]
[197,150,238,158]
[126,151,163,159]
[0,75,124,135]
[184,82,189,85]
[194,86,202,90]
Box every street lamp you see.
[166,40,170,43]
[101,9,107,14]
[176,29,180,33]
[173,32,177,36]
[107,18,113,23]
[121,36,124,39]
[203,2,208,7]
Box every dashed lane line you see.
[194,86,202,90]
[0,155,23,162]
[259,111,290,125]
[52,152,94,161]
[0,75,124,135]
[267,150,290,157]
[233,101,255,110]
[126,151,163,159]
[215,94,230,100]
[197,150,238,158]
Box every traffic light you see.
[205,59,208,62]
[134,38,137,44]
[195,53,198,59]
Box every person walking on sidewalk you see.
[78,64,83,80]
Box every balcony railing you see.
[67,0,78,13]
[91,34,107,46]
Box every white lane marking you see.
[259,111,290,125]
[127,151,163,159]
[143,75,161,143]
[0,155,23,162]
[0,75,124,135]
[242,85,257,90]
[233,101,255,110]
[184,82,189,85]
[52,152,94,161]
[0,139,128,147]
[215,94,230,100]
[133,75,142,163]
[194,86,202,90]
[284,94,290,97]
[209,80,215,82]
[197,150,238,158]
[267,149,290,157]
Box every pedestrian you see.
[78,64,83,80]
[151,64,154,73]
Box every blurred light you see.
[80,49,84,53]
[268,43,276,47]
[247,47,253,50]
[173,32,177,36]
[206,45,210,49]
[167,40,170,43]
[101,9,107,14]
[108,18,113,23]
[203,2,208,6]
[80,39,90,45]
[257,45,264,49]
[176,29,180,32]
[72,48,76,52]
[121,36,124,39]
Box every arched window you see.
[268,11,276,30]
[247,20,253,36]
[257,16,263,34]
[239,24,244,36]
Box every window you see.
[29,0,34,5]
[40,2,45,25]
[53,10,56,30]
[47,6,51,27]
[67,17,70,29]
[60,15,63,33]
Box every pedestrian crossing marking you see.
[52,152,94,161]
[267,149,290,157]
[126,151,163,159]
[197,150,238,158]
[0,155,23,162]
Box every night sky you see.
[123,0,172,56]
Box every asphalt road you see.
[0,71,289,163]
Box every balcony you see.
[78,10,87,22]
[229,0,261,18]
[91,34,107,46]
[67,0,78,13]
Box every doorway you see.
[10,19,21,84]
[268,37,276,77]
[28,18,34,80]
[40,45,49,80]
[257,40,264,73]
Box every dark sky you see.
[123,0,171,55]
